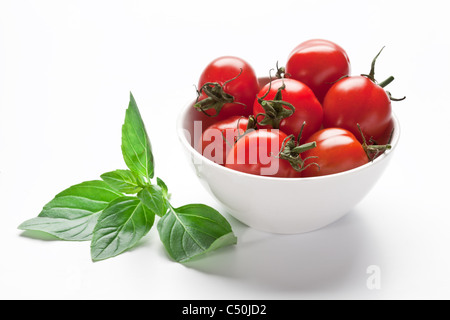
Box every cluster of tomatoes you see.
[194,39,404,178]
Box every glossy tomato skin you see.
[322,75,392,144]
[285,39,351,103]
[225,129,302,178]
[301,128,369,177]
[197,56,260,121]
[372,117,394,146]
[199,116,249,165]
[253,78,323,144]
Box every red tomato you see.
[371,117,394,146]
[195,56,260,121]
[285,39,351,103]
[253,78,323,144]
[301,128,369,177]
[322,75,392,144]
[225,129,301,178]
[198,116,251,165]
[323,47,404,144]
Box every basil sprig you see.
[19,93,237,262]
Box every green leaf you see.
[137,184,168,217]
[157,177,171,202]
[90,196,155,261]
[100,169,144,194]
[156,177,168,198]
[18,180,122,241]
[157,204,237,263]
[121,92,154,181]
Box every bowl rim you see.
[177,99,400,182]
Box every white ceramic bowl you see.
[177,98,400,234]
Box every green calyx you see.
[194,69,246,117]
[361,46,406,102]
[277,122,319,172]
[222,115,258,149]
[357,123,392,161]
[255,80,295,129]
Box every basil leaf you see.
[100,169,144,194]
[156,177,168,198]
[121,92,154,181]
[90,196,155,261]
[157,204,237,262]
[18,180,122,241]
[137,185,168,217]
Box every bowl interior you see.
[177,99,400,180]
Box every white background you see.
[1,0,449,300]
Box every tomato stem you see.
[367,46,385,81]
[275,61,288,79]
[255,79,295,129]
[379,76,394,88]
[234,115,258,143]
[277,122,319,172]
[291,141,317,154]
[357,123,392,161]
[386,91,406,101]
[246,115,257,131]
[362,47,406,102]
[194,69,246,117]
